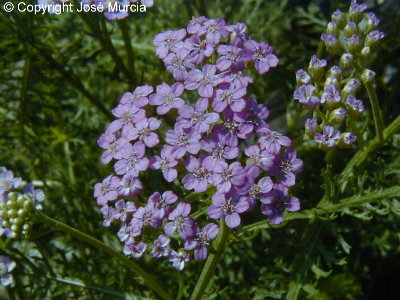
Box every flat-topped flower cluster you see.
[293,0,384,149]
[95,17,303,270]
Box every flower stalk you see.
[190,220,230,300]
[237,185,400,235]
[364,80,384,142]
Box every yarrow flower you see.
[95,17,302,270]
[292,0,384,150]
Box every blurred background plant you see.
[0,0,399,299]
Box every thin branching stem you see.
[237,185,400,235]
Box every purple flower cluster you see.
[0,167,45,239]
[37,0,153,20]
[95,17,302,270]
[293,1,383,150]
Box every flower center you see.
[109,141,118,154]
[174,215,185,228]
[163,94,175,105]
[265,132,279,142]
[138,128,151,139]
[178,133,190,146]
[195,232,209,246]
[100,183,110,194]
[227,50,240,61]
[249,184,261,198]
[191,111,205,123]
[220,91,234,104]
[160,159,169,172]
[222,169,233,181]
[127,155,139,169]
[172,57,184,68]
[221,198,236,215]
[224,121,239,135]
[197,75,212,86]
[194,167,209,179]
[122,112,132,124]
[280,160,292,174]
[207,23,217,33]
[141,212,152,226]
[249,154,261,166]
[212,145,225,159]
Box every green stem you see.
[190,220,230,300]
[237,185,400,235]
[35,211,173,300]
[99,16,133,81]
[118,20,135,76]
[341,114,400,178]
[78,12,133,81]
[364,81,384,142]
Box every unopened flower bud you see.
[23,200,33,210]
[346,95,365,117]
[338,132,358,148]
[346,34,361,53]
[361,69,375,83]
[340,53,354,68]
[363,12,380,33]
[326,21,339,35]
[321,84,342,109]
[17,208,27,217]
[324,77,339,88]
[305,117,319,138]
[365,30,385,48]
[7,209,17,218]
[9,218,19,225]
[10,224,20,233]
[321,33,341,54]
[332,9,346,29]
[8,193,17,202]
[344,22,358,38]
[10,232,18,239]
[308,55,327,82]
[2,220,10,227]
[349,0,367,24]
[295,69,311,85]
[327,66,342,78]
[330,108,347,123]
[342,79,360,98]
[360,47,371,60]
[17,194,26,206]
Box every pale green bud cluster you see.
[0,192,34,238]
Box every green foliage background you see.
[0,0,399,299]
